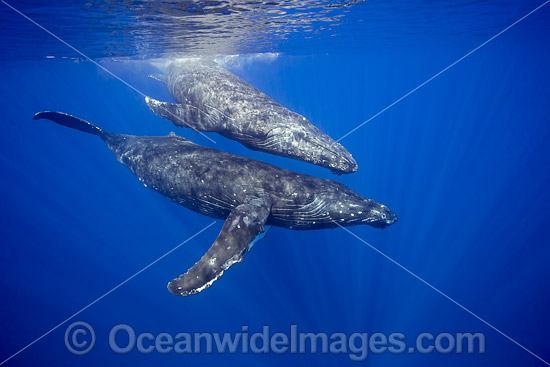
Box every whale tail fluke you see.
[33,111,107,140]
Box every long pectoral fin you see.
[148,73,167,84]
[145,96,222,132]
[168,198,272,296]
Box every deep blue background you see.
[0,2,549,366]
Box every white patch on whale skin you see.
[176,272,223,296]
[222,254,243,270]
[170,253,239,295]
[145,96,162,107]
[228,217,240,231]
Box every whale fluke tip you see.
[31,111,106,140]
[32,111,50,120]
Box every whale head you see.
[307,130,359,175]
[361,201,398,228]
[322,189,397,229]
[260,120,358,174]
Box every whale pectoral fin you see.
[145,96,220,132]
[168,197,272,296]
[145,96,194,128]
[148,73,167,84]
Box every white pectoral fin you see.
[167,197,272,296]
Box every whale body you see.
[33,111,397,296]
[146,58,358,174]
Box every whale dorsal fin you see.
[168,197,272,296]
[145,96,224,132]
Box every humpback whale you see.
[33,111,397,296]
[145,58,358,174]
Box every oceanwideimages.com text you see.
[65,322,486,361]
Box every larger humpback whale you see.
[33,111,397,296]
[145,58,358,174]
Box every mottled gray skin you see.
[146,58,358,174]
[34,112,396,296]
[107,133,395,230]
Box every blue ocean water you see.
[0,1,549,366]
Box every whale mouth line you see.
[249,127,360,173]
[253,128,356,172]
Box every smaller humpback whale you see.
[34,111,397,296]
[145,58,358,174]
